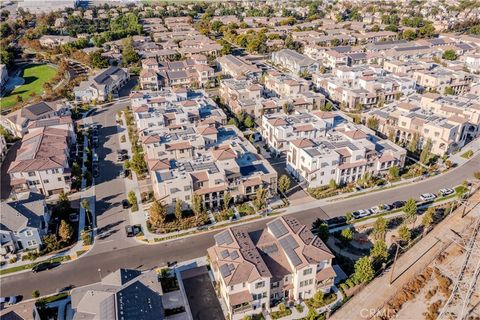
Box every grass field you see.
[0,64,57,110]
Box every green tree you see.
[388,166,400,180]
[244,115,254,128]
[442,49,457,61]
[372,217,387,240]
[321,101,334,111]
[421,207,435,229]
[211,20,223,32]
[130,151,147,175]
[444,86,454,95]
[420,138,432,164]
[403,29,417,40]
[253,187,268,211]
[353,256,374,283]
[279,175,291,194]
[227,118,238,127]
[192,194,203,216]
[316,223,329,242]
[42,234,59,252]
[329,179,338,190]
[59,220,74,243]
[32,290,40,298]
[403,198,417,223]
[341,228,354,243]
[149,199,166,227]
[122,37,140,66]
[366,117,379,130]
[370,240,388,263]
[398,224,411,242]
[128,191,138,210]
[407,133,419,153]
[90,50,109,69]
[223,192,232,210]
[175,200,183,220]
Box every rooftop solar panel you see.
[268,220,288,238]
[214,231,233,245]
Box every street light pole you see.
[98,268,102,281]
[389,241,401,286]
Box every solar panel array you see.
[214,231,233,246]
[230,250,239,260]
[279,235,302,266]
[269,220,288,238]
[219,264,232,278]
[262,244,279,254]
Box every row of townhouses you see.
[261,110,406,188]
[363,92,480,155]
[131,88,278,210]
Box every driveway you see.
[181,266,224,320]
[268,156,313,205]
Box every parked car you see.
[119,169,130,178]
[122,200,130,209]
[352,210,369,219]
[117,154,127,162]
[125,225,142,237]
[0,296,18,306]
[439,188,454,197]
[420,193,436,202]
[117,149,128,155]
[32,261,61,273]
[391,201,406,209]
[326,216,347,226]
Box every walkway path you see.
[330,190,480,320]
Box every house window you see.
[255,281,265,289]
[27,240,37,246]
[303,268,313,276]
[25,230,33,237]
[28,172,35,177]
[58,177,62,181]
[43,179,49,183]
[243,282,246,288]
[230,285,234,291]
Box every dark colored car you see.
[122,200,130,209]
[391,200,406,209]
[32,262,61,273]
[326,216,347,226]
[117,149,128,155]
[125,225,142,237]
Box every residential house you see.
[74,66,129,103]
[7,126,74,196]
[271,49,319,75]
[208,216,336,319]
[0,192,50,255]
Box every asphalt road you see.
[88,101,139,254]
[1,149,479,297]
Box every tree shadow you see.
[22,76,38,85]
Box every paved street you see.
[88,101,138,254]
[1,148,479,297]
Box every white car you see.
[0,296,17,306]
[439,188,454,197]
[420,193,436,202]
[352,209,369,219]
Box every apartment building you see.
[261,111,334,155]
[271,49,319,74]
[463,54,480,73]
[0,100,72,137]
[364,93,480,155]
[412,66,474,94]
[139,56,214,90]
[217,55,262,79]
[7,126,74,196]
[220,79,263,116]
[280,112,406,187]
[74,66,129,103]
[313,65,416,109]
[131,89,277,210]
[0,192,50,256]
[264,71,309,98]
[208,216,336,319]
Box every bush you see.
[474,171,480,179]
[81,230,92,246]
[295,304,303,313]
[32,290,40,298]
[9,256,17,263]
[460,150,473,159]
[270,303,292,319]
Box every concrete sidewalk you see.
[330,190,480,320]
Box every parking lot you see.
[181,266,224,320]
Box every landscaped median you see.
[0,256,71,276]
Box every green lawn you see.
[0,64,57,110]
